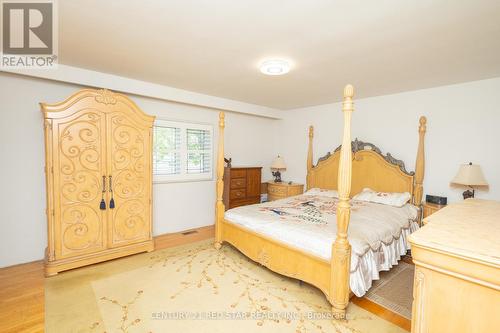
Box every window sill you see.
[153,177,214,185]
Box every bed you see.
[225,193,419,297]
[214,85,427,318]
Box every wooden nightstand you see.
[267,182,304,201]
[422,202,447,224]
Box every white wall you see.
[276,78,500,202]
[0,72,277,267]
[2,72,500,268]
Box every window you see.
[153,120,213,182]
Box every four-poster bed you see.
[214,85,427,318]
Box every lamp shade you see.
[451,163,488,186]
[271,155,286,170]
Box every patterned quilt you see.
[225,194,418,260]
[257,194,366,225]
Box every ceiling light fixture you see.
[259,59,291,76]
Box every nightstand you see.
[267,182,304,201]
[422,202,447,224]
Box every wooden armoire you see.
[41,89,155,276]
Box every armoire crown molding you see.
[1,65,282,120]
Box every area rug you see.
[364,262,415,319]
[46,239,407,333]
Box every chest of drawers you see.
[223,167,262,209]
[409,199,500,333]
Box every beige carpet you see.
[46,239,407,333]
[364,262,415,320]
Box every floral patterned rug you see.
[45,240,407,333]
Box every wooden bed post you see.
[306,125,314,190]
[214,112,225,250]
[330,84,354,319]
[413,116,427,206]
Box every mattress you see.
[224,193,419,297]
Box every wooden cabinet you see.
[409,199,500,333]
[267,182,304,201]
[41,89,155,276]
[223,167,262,209]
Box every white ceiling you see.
[59,0,500,110]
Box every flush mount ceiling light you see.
[259,59,291,76]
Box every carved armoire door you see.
[42,89,155,276]
[51,110,108,260]
[106,109,152,248]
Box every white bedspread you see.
[224,194,419,297]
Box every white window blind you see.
[153,120,213,182]
[186,128,211,174]
[153,126,181,176]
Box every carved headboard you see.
[306,117,427,204]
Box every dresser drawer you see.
[229,197,260,209]
[230,169,247,178]
[230,178,246,189]
[230,189,246,200]
[268,185,287,196]
[267,182,304,202]
[268,193,286,202]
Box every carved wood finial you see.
[219,112,225,129]
[343,84,354,99]
[419,116,427,132]
[342,84,354,115]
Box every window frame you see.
[153,119,214,183]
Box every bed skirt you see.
[350,221,419,296]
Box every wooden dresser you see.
[223,167,262,209]
[409,199,500,333]
[267,182,304,201]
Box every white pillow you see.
[304,188,339,198]
[353,188,411,207]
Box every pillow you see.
[304,188,339,198]
[353,188,411,207]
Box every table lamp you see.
[450,162,488,199]
[271,155,286,183]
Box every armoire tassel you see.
[100,175,106,210]
[109,175,115,209]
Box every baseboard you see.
[0,225,215,272]
[154,225,215,250]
